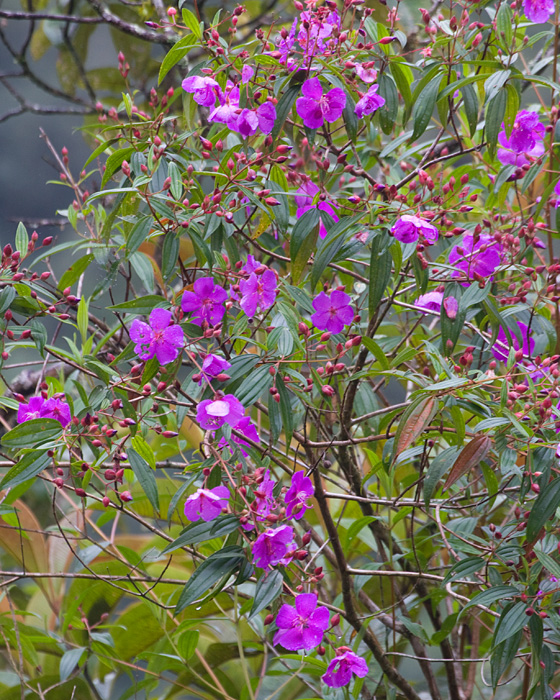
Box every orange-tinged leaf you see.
[443,435,492,490]
[394,397,436,458]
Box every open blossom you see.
[322,650,368,688]
[497,110,545,166]
[209,81,240,129]
[273,593,330,651]
[295,180,338,239]
[354,84,385,119]
[311,291,354,334]
[252,525,295,568]
[181,75,219,107]
[297,9,340,57]
[449,233,502,281]
[252,469,276,518]
[523,0,554,23]
[17,395,72,428]
[184,485,230,522]
[129,308,184,365]
[241,65,254,84]
[391,215,438,244]
[181,277,227,326]
[239,270,277,317]
[197,354,231,385]
[355,63,377,83]
[414,292,459,319]
[235,103,277,138]
[296,78,346,130]
[285,471,314,520]
[219,416,261,457]
[196,394,245,430]
[491,321,535,363]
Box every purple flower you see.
[311,291,354,334]
[497,110,545,166]
[252,525,295,568]
[524,0,555,22]
[257,102,276,134]
[181,277,228,326]
[296,78,346,130]
[17,395,72,428]
[295,180,339,239]
[322,650,368,688]
[355,63,377,83]
[355,84,385,119]
[273,593,330,651]
[197,354,231,385]
[184,485,230,522]
[241,65,254,84]
[196,394,245,430]
[252,469,276,518]
[414,293,459,319]
[448,233,502,281]
[219,416,261,457]
[491,321,535,363]
[209,81,240,129]
[277,18,298,67]
[129,308,184,365]
[41,397,72,428]
[238,270,277,317]
[17,396,46,424]
[236,109,259,138]
[297,9,340,58]
[182,75,219,107]
[391,214,438,244]
[285,471,314,520]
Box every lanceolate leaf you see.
[443,435,492,490]
[1,419,62,449]
[526,477,560,543]
[128,448,159,512]
[175,546,246,613]
[393,397,436,460]
[249,570,284,619]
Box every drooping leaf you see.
[443,435,492,490]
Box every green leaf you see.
[77,296,89,342]
[377,73,398,135]
[276,376,293,450]
[534,549,560,580]
[177,630,199,661]
[496,3,513,49]
[411,75,442,141]
[60,647,86,682]
[58,253,94,291]
[368,236,392,317]
[249,570,284,619]
[458,585,518,618]
[526,477,560,543]
[461,83,479,137]
[108,295,168,314]
[101,147,135,187]
[390,61,413,116]
[15,222,28,255]
[311,214,363,288]
[162,232,179,282]
[175,546,246,613]
[271,85,301,140]
[235,365,272,406]
[361,337,389,371]
[127,216,152,255]
[0,450,51,489]
[128,448,159,512]
[342,90,358,142]
[0,286,16,316]
[1,419,62,449]
[424,447,460,506]
[130,435,156,470]
[493,602,528,647]
[442,556,484,585]
[181,8,203,38]
[503,83,519,137]
[491,629,522,689]
[162,515,239,553]
[485,88,507,157]
[158,34,197,84]
[290,208,319,283]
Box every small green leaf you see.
[181,8,203,38]
[0,450,51,489]
[108,295,168,314]
[58,254,94,291]
[101,147,135,186]
[128,448,159,512]
[458,585,518,618]
[368,235,392,317]
[162,515,240,553]
[271,85,301,140]
[158,34,197,84]
[411,75,442,141]
[485,88,507,157]
[290,208,319,283]
[15,222,28,255]
[526,477,560,543]
[249,570,284,619]
[493,602,528,647]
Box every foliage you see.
[2,0,560,698]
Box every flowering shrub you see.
[4,0,560,697]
